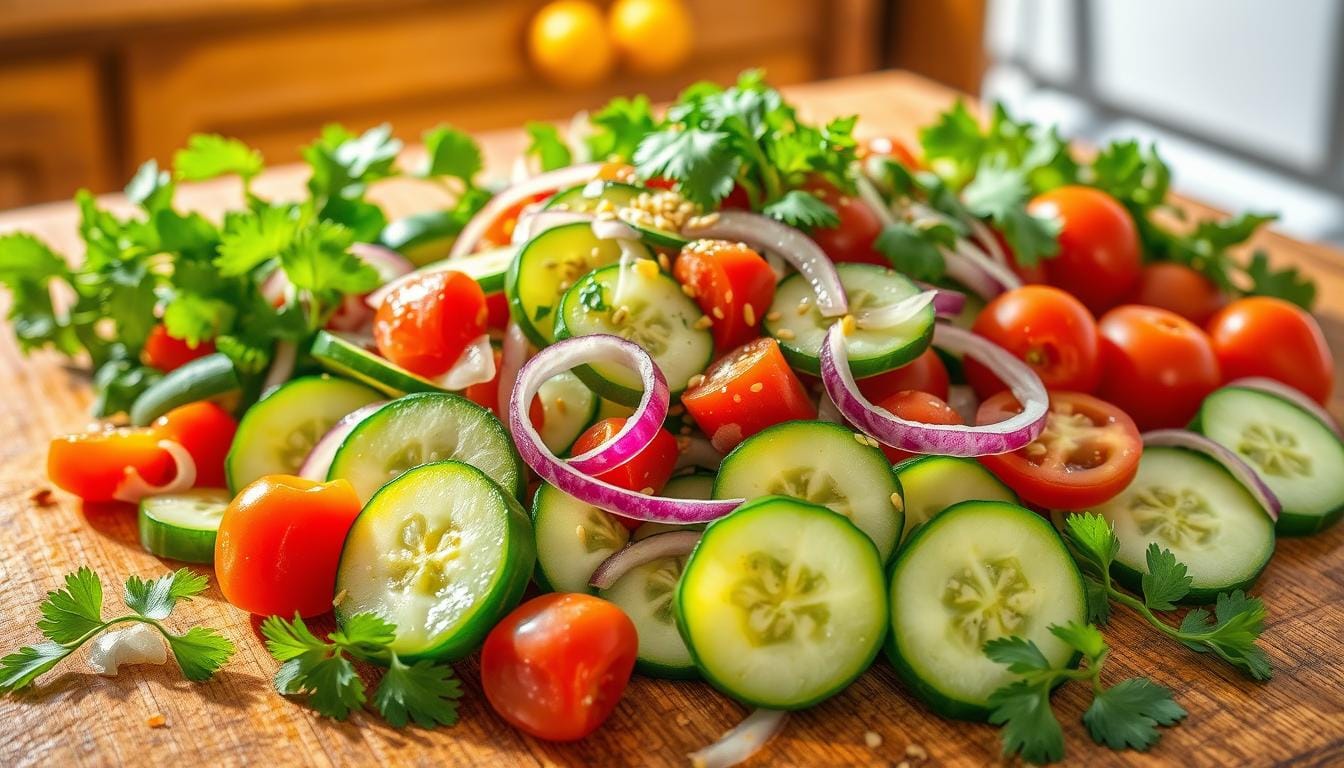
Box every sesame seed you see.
[555,398,568,415]
[694,315,714,330]
[712,307,725,320]
[854,433,870,446]
[841,314,857,335]
[681,283,698,298]
[766,311,782,322]
[575,525,589,546]
[657,253,671,270]
[669,404,685,416]
[611,306,630,325]
[680,425,693,435]
[732,394,742,403]
[906,744,928,761]
[687,374,707,389]
[640,487,655,495]
[776,328,796,340]
[796,297,812,315]
[332,589,348,607]
[750,382,763,393]
[864,731,883,749]
[743,303,756,326]
[891,492,904,511]
[724,290,734,303]
[676,436,692,452]
[590,247,602,259]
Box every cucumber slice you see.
[538,371,599,454]
[385,245,516,296]
[887,500,1087,720]
[764,263,934,377]
[675,495,887,709]
[555,259,713,405]
[226,375,383,493]
[506,221,647,347]
[335,461,534,661]
[1192,385,1344,535]
[310,331,445,398]
[543,180,643,212]
[597,397,636,422]
[601,553,696,678]
[531,482,629,593]
[380,210,462,266]
[713,421,904,561]
[1090,445,1275,601]
[328,392,524,503]
[622,220,690,251]
[632,473,713,540]
[137,488,231,563]
[130,353,240,426]
[894,455,1017,543]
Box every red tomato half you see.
[142,324,215,373]
[1097,305,1221,430]
[1206,296,1333,404]
[876,390,962,464]
[571,417,678,499]
[965,285,1101,397]
[374,271,488,378]
[977,391,1142,510]
[808,182,887,266]
[857,348,951,403]
[48,426,175,503]
[1028,186,1141,314]
[682,337,816,452]
[152,401,237,488]
[673,240,776,352]
[480,593,638,742]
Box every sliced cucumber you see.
[310,330,444,397]
[531,482,631,594]
[596,397,636,422]
[1192,385,1344,535]
[335,461,534,661]
[506,221,647,347]
[543,180,643,213]
[555,259,712,405]
[1090,445,1275,601]
[764,263,934,377]
[633,473,713,540]
[385,245,516,296]
[138,488,231,563]
[601,553,696,678]
[225,375,383,493]
[713,421,904,561]
[621,219,690,251]
[894,455,1017,544]
[675,495,887,709]
[887,500,1087,720]
[537,371,599,454]
[328,392,523,503]
[380,209,462,266]
[130,353,240,426]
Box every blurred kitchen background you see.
[1,0,1341,245]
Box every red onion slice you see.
[299,401,388,481]
[821,323,1048,456]
[683,210,848,317]
[946,240,1021,294]
[966,216,1010,266]
[450,163,603,259]
[511,335,741,522]
[1142,429,1281,521]
[1225,377,1342,438]
[588,531,701,589]
[262,340,297,395]
[351,243,414,282]
[497,322,530,424]
[915,281,967,318]
[512,209,592,245]
[854,290,936,330]
[432,334,496,390]
[113,441,197,503]
[688,709,788,768]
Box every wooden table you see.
[1,71,1341,768]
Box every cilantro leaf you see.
[988,679,1065,764]
[215,204,300,276]
[0,233,76,356]
[1178,590,1272,680]
[165,626,236,682]
[330,612,397,652]
[983,635,1052,673]
[1141,545,1192,611]
[261,614,327,661]
[586,95,658,162]
[578,281,608,312]
[301,655,366,720]
[1083,677,1186,751]
[1088,141,1170,214]
[281,221,379,298]
[304,123,401,206]
[373,653,463,728]
[174,135,264,183]
[874,221,952,281]
[125,159,175,215]
[421,125,483,181]
[524,122,573,172]
[123,568,209,620]
[0,642,72,693]
[37,567,104,644]
[919,100,984,186]
[1065,513,1119,574]
[762,190,839,230]
[1245,250,1316,309]
[634,129,740,208]
[962,159,1060,265]
[1050,621,1107,662]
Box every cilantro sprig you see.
[986,622,1186,764]
[1064,513,1272,680]
[0,567,234,692]
[261,613,462,728]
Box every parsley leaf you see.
[123,568,209,620]
[165,626,236,682]
[374,653,463,728]
[1141,544,1192,611]
[0,642,72,693]
[421,125,484,181]
[36,567,104,644]
[983,635,1052,673]
[988,679,1065,764]
[524,122,573,172]
[634,129,740,208]
[578,281,608,312]
[961,159,1060,265]
[1084,678,1187,751]
[587,95,658,162]
[1178,591,1272,680]
[302,655,366,720]
[174,135,264,184]
[873,221,948,280]
[126,159,175,215]
[762,190,839,230]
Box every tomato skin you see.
[1206,296,1333,404]
[857,348,951,402]
[674,240,776,352]
[807,182,887,266]
[142,324,215,373]
[1097,305,1221,430]
[977,391,1142,510]
[876,390,962,463]
[481,593,638,742]
[682,337,817,452]
[214,475,362,617]
[1028,186,1141,314]
[572,417,679,499]
[1130,263,1224,325]
[485,292,512,330]
[152,402,237,488]
[965,285,1101,397]
[48,426,175,502]
[374,271,488,378]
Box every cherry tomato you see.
[480,192,553,251]
[142,324,215,373]
[214,475,362,617]
[152,402,237,488]
[608,0,692,75]
[1206,296,1333,404]
[964,285,1101,397]
[1097,305,1221,430]
[856,348,951,402]
[480,593,637,742]
[1130,263,1224,325]
[48,426,175,503]
[374,271,488,378]
[572,417,679,500]
[464,348,545,428]
[863,135,922,169]
[527,0,615,88]
[674,240,776,352]
[807,181,887,266]
[1028,186,1141,314]
[682,337,817,452]
[977,391,1142,510]
[876,390,962,463]
[485,292,512,330]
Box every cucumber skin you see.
[334,461,536,664]
[130,353,240,426]
[528,484,599,596]
[309,331,444,398]
[883,501,1086,721]
[634,656,700,680]
[137,508,216,564]
[674,495,888,710]
[1108,556,1269,606]
[1189,389,1344,537]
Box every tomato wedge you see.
[152,401,238,488]
[673,239,776,352]
[682,337,816,452]
[48,426,176,503]
[976,391,1141,510]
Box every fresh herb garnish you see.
[261,612,462,727]
[0,567,234,691]
[525,122,575,172]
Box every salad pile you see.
[1,71,1339,765]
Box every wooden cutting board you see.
[0,71,1341,768]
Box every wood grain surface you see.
[0,71,1341,768]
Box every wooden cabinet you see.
[0,0,881,208]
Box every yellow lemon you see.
[609,0,693,75]
[528,1,615,88]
